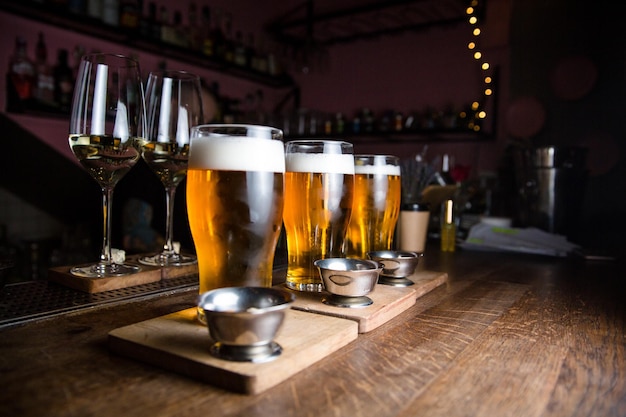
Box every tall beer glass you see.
[284,140,354,292]
[186,125,285,297]
[346,155,401,258]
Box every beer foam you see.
[354,164,401,176]
[285,153,355,174]
[188,136,285,172]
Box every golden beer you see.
[283,141,354,292]
[186,125,285,295]
[346,155,401,258]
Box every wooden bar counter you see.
[0,248,624,416]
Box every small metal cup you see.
[314,258,382,308]
[198,287,295,362]
[367,250,421,287]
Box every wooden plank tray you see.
[47,254,198,293]
[108,308,358,395]
[288,270,447,333]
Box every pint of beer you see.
[283,140,355,292]
[346,155,401,258]
[186,125,285,296]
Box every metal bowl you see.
[314,258,382,307]
[366,250,421,287]
[197,287,295,362]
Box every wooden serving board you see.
[108,308,358,395]
[288,270,447,333]
[47,263,161,293]
[47,254,198,293]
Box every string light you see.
[465,0,492,131]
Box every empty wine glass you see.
[138,70,204,267]
[68,53,146,277]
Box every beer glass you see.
[68,53,145,277]
[346,155,401,258]
[186,125,285,296]
[139,70,203,267]
[283,140,354,292]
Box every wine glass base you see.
[70,263,141,278]
[138,253,197,267]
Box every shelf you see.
[285,128,492,144]
[0,0,295,88]
[268,0,476,47]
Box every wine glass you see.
[68,53,146,277]
[138,70,204,267]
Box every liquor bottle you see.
[102,0,120,26]
[159,6,171,43]
[234,30,247,67]
[119,0,140,31]
[86,0,102,20]
[34,32,54,105]
[220,12,235,63]
[170,10,188,48]
[440,199,456,252]
[53,49,74,112]
[200,5,215,57]
[8,37,36,102]
[139,2,155,39]
[255,36,269,73]
[187,2,202,52]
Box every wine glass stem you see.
[100,186,114,265]
[163,186,177,254]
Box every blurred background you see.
[1,0,624,283]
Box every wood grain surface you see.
[1,248,624,417]
[108,308,358,394]
[289,270,447,333]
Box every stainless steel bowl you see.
[367,250,421,286]
[198,287,295,362]
[314,258,382,307]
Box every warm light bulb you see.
[473,28,481,36]
[466,7,474,14]
[468,42,476,49]
[474,51,482,59]
[478,111,487,118]
[469,16,478,24]
[482,62,490,70]
[471,102,479,110]
[473,125,481,132]
[485,76,492,83]
[484,88,492,96]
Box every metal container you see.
[198,287,295,362]
[367,250,421,287]
[530,146,588,238]
[314,258,381,307]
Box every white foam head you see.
[286,153,355,174]
[188,135,285,173]
[354,163,401,176]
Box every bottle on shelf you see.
[170,10,189,48]
[219,11,235,63]
[234,30,248,67]
[101,0,120,26]
[34,32,55,106]
[53,49,74,112]
[7,37,36,103]
[119,0,141,32]
[159,5,171,44]
[187,2,202,53]
[86,0,102,20]
[200,5,216,57]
